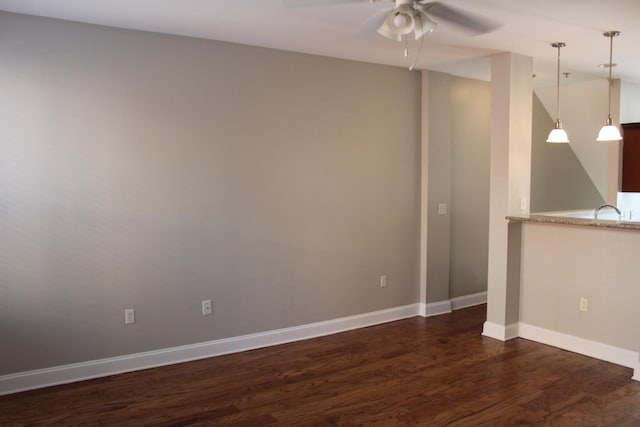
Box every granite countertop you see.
[507,213,640,231]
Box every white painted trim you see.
[482,321,519,341]
[421,300,452,317]
[519,322,640,380]
[482,321,504,340]
[0,303,421,396]
[505,323,520,340]
[450,291,487,310]
[419,292,487,317]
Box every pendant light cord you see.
[551,42,565,124]
[555,43,561,121]
[607,33,613,118]
[602,31,621,124]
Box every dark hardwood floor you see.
[2,305,639,426]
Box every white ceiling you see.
[1,0,639,86]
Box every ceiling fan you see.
[284,0,498,41]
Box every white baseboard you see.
[482,321,519,341]
[450,291,487,310]
[1,292,492,396]
[420,300,452,317]
[0,303,421,396]
[419,291,487,317]
[518,323,640,380]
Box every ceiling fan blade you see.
[354,6,394,37]
[284,0,388,6]
[421,2,499,35]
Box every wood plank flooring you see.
[2,305,640,426]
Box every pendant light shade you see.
[547,123,570,143]
[597,31,622,142]
[546,42,569,143]
[597,123,623,142]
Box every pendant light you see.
[597,31,622,142]
[546,42,569,143]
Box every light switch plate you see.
[125,308,135,325]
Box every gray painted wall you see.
[426,72,452,303]
[426,72,491,301]
[0,12,421,375]
[530,93,604,212]
[450,77,491,298]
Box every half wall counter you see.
[505,208,640,381]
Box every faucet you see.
[594,204,622,221]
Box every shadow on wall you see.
[530,93,604,213]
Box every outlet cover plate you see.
[579,297,588,312]
[202,299,213,316]
[125,308,135,325]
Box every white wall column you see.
[483,52,533,340]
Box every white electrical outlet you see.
[125,308,135,325]
[202,299,212,316]
[438,203,448,215]
[579,297,588,312]
[380,275,388,288]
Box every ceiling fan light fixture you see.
[377,3,433,42]
[392,11,414,35]
[378,12,412,41]
[414,12,437,39]
[597,31,622,142]
[392,13,408,28]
